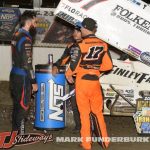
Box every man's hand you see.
[52,66,58,76]
[66,75,74,84]
[32,84,38,92]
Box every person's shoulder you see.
[72,41,83,49]
[97,38,108,50]
[13,31,21,39]
[67,41,80,48]
[12,32,23,43]
[67,42,74,48]
[83,36,100,44]
[20,32,32,43]
[14,31,25,40]
[94,37,108,46]
[14,32,31,45]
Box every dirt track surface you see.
[0,81,150,150]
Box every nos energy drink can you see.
[35,65,66,130]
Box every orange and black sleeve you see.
[53,44,72,67]
[100,43,113,72]
[65,44,82,77]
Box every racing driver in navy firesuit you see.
[10,11,38,134]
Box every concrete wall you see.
[0,45,120,81]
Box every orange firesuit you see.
[66,34,113,149]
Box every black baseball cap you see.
[75,18,97,31]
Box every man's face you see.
[30,17,37,28]
[26,17,37,29]
[28,17,37,37]
[73,29,82,40]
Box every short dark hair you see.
[20,10,36,27]
[76,18,97,31]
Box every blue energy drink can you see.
[34,65,66,130]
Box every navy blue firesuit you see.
[10,28,36,133]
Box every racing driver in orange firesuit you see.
[66,18,113,150]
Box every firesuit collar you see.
[82,34,96,39]
[19,28,32,40]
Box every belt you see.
[11,67,27,76]
[80,65,99,70]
